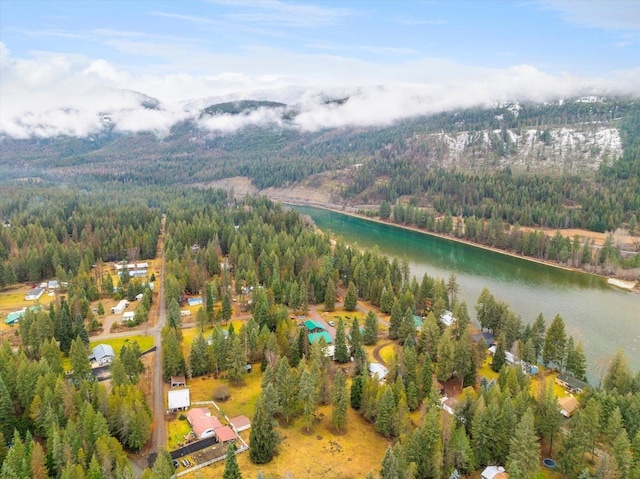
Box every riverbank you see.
[282,199,639,291]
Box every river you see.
[293,205,640,378]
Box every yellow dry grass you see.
[378,343,398,364]
[167,416,194,451]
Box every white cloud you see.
[1,42,639,139]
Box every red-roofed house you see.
[214,425,237,443]
[186,408,223,439]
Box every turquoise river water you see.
[293,205,640,378]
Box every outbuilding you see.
[123,311,135,322]
[481,465,509,479]
[558,396,580,418]
[25,288,45,301]
[167,389,190,412]
[111,300,129,315]
[229,415,251,433]
[214,425,237,443]
[171,376,186,388]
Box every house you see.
[481,465,509,479]
[111,300,129,315]
[122,311,135,322]
[556,373,589,394]
[229,415,251,432]
[48,280,58,289]
[167,389,190,412]
[303,319,326,333]
[171,376,186,388]
[180,310,191,317]
[186,408,223,439]
[90,344,116,365]
[135,293,144,301]
[558,396,580,418]
[136,262,149,269]
[413,315,424,331]
[25,287,45,301]
[129,269,147,278]
[214,425,237,443]
[488,346,538,375]
[5,310,24,325]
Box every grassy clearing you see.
[89,335,154,355]
[167,416,193,450]
[378,343,398,364]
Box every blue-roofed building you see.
[89,344,116,365]
[187,297,203,306]
[303,319,326,333]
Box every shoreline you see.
[277,198,639,291]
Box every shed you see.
[91,344,116,365]
[229,415,251,432]
[558,396,579,418]
[170,376,186,388]
[214,425,237,443]
[167,389,190,412]
[186,408,222,439]
[25,287,45,301]
[122,311,135,322]
[48,280,59,289]
[481,466,509,479]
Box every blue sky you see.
[1,1,639,137]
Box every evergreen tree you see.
[162,327,186,381]
[70,336,92,382]
[447,425,475,475]
[58,298,74,353]
[491,335,507,373]
[223,443,242,479]
[190,332,211,377]
[298,367,319,433]
[0,376,14,441]
[530,313,546,359]
[221,292,233,324]
[324,278,336,312]
[543,314,566,368]
[380,446,399,479]
[334,318,349,363]
[249,398,278,464]
[96,301,105,316]
[74,314,89,347]
[332,369,348,433]
[363,310,379,345]
[535,378,562,455]
[436,331,456,381]
[196,306,208,332]
[604,348,634,394]
[349,317,362,355]
[150,449,176,479]
[376,386,397,438]
[388,299,402,340]
[167,298,182,329]
[206,282,214,318]
[350,375,365,410]
[227,335,248,385]
[344,281,358,311]
[506,409,540,479]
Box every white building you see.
[111,300,129,315]
[168,389,190,412]
[25,288,45,301]
[122,311,135,322]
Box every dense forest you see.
[3,185,638,478]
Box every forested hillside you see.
[1,98,638,234]
[1,185,639,479]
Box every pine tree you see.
[543,314,566,368]
[161,327,186,382]
[332,369,348,433]
[167,298,182,329]
[206,282,214,318]
[222,442,242,479]
[58,298,74,353]
[190,332,210,377]
[324,278,336,312]
[151,449,176,479]
[506,409,540,479]
[298,367,318,433]
[221,292,233,324]
[96,301,105,316]
[535,378,562,455]
[227,335,248,385]
[249,398,278,464]
[334,318,349,363]
[491,335,507,373]
[363,310,379,345]
[436,331,456,380]
[70,336,92,382]
[349,317,362,355]
[388,299,402,340]
[0,376,14,440]
[380,446,399,479]
[344,281,357,311]
[376,386,397,438]
[350,375,365,409]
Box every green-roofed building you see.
[5,305,42,325]
[308,331,332,345]
[413,315,424,330]
[303,319,326,333]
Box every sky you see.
[1,0,639,138]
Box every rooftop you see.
[214,425,237,443]
[308,331,332,344]
[186,408,223,437]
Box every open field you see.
[89,335,154,355]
